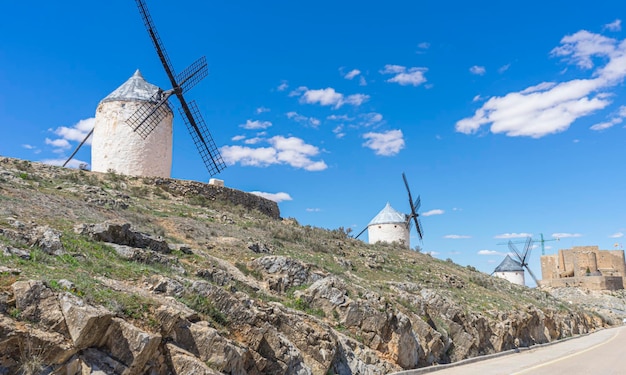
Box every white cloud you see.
[240,120,272,130]
[381,65,428,86]
[456,30,626,138]
[286,112,321,128]
[244,137,263,145]
[478,249,508,256]
[552,232,582,238]
[277,81,288,91]
[306,208,321,212]
[221,136,327,171]
[498,64,511,73]
[590,105,626,130]
[344,69,361,80]
[256,106,270,114]
[47,118,94,154]
[494,233,532,239]
[250,191,292,203]
[610,232,624,238]
[472,95,483,102]
[22,144,35,149]
[359,112,384,127]
[470,65,486,75]
[333,125,346,139]
[45,138,71,149]
[422,209,444,216]
[444,234,471,239]
[231,135,246,141]
[416,42,430,53]
[293,87,369,108]
[327,114,353,121]
[362,130,405,156]
[359,76,367,86]
[604,19,622,32]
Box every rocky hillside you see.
[0,156,615,375]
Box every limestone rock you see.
[166,343,222,375]
[101,318,161,375]
[12,280,68,335]
[59,293,113,349]
[251,256,326,293]
[74,222,170,253]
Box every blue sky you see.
[1,1,625,285]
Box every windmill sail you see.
[132,0,226,176]
[402,172,424,241]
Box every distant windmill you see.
[508,237,539,286]
[355,172,424,248]
[64,0,226,176]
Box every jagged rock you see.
[1,245,30,259]
[148,275,184,297]
[59,293,113,349]
[33,226,65,255]
[100,318,161,375]
[166,343,222,375]
[196,266,233,286]
[74,222,170,253]
[0,315,76,373]
[330,334,401,375]
[12,280,68,335]
[251,256,326,293]
[109,244,183,273]
[248,242,271,254]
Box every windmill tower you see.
[91,70,173,177]
[64,0,226,177]
[356,173,424,249]
[493,254,525,285]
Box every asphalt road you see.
[393,325,626,375]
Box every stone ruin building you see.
[540,246,626,290]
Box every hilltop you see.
[0,156,619,374]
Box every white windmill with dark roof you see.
[90,70,174,177]
[355,173,424,249]
[493,255,525,286]
[63,0,226,178]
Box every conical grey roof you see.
[368,202,406,226]
[101,69,162,103]
[494,254,524,272]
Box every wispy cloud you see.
[221,136,327,171]
[444,234,471,239]
[277,81,288,91]
[344,69,361,80]
[416,42,430,54]
[306,208,321,212]
[604,19,622,32]
[362,130,405,156]
[456,30,626,138]
[249,191,292,203]
[292,87,369,109]
[240,120,272,130]
[498,63,511,73]
[381,65,428,86]
[422,209,444,217]
[469,65,486,75]
[610,232,624,238]
[552,232,582,238]
[256,106,270,114]
[478,249,509,256]
[590,105,626,130]
[494,233,532,239]
[286,112,320,128]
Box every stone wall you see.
[147,177,280,219]
[540,276,624,291]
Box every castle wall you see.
[540,276,623,291]
[368,223,410,248]
[540,246,626,290]
[92,100,173,178]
